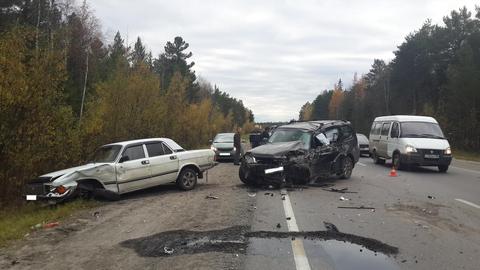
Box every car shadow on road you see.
[377,162,442,174]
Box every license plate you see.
[219,153,230,156]
[265,166,284,174]
[26,195,37,201]
[424,154,439,159]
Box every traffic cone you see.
[389,167,398,177]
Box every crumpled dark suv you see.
[239,120,360,187]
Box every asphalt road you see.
[1,157,479,270]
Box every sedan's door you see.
[116,144,151,193]
[145,141,179,185]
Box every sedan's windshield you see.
[214,133,234,143]
[400,122,445,139]
[92,145,122,163]
[268,129,311,148]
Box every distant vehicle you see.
[210,133,239,160]
[239,120,360,187]
[369,115,452,172]
[356,133,370,156]
[249,132,263,148]
[25,138,216,201]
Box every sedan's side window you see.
[146,143,165,157]
[162,143,173,155]
[122,145,145,161]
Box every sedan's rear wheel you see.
[177,168,197,191]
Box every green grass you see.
[453,149,480,162]
[0,200,99,247]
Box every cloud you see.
[89,0,478,122]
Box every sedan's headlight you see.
[405,145,417,153]
[211,146,217,151]
[233,146,236,151]
[444,147,451,155]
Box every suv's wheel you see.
[438,165,449,173]
[339,156,353,179]
[177,168,197,190]
[239,163,253,185]
[372,150,385,165]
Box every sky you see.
[89,0,478,122]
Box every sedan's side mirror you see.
[119,156,129,163]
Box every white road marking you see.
[357,162,367,167]
[455,198,480,209]
[281,189,312,270]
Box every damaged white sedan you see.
[25,138,216,201]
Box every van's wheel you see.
[392,152,403,170]
[438,165,449,173]
[339,156,353,179]
[177,168,197,190]
[372,150,385,165]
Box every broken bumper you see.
[25,183,75,201]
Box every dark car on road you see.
[239,120,360,187]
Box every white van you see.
[369,115,452,172]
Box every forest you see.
[299,7,480,153]
[0,1,254,206]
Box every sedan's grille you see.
[217,147,233,151]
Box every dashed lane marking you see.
[281,189,312,270]
[455,198,480,210]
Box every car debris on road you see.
[205,195,219,200]
[338,206,376,210]
[323,187,358,193]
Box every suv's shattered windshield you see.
[268,129,311,148]
[92,145,122,163]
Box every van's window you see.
[400,122,445,139]
[372,122,382,135]
[390,122,399,137]
[381,122,391,136]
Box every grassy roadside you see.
[453,149,480,162]
[0,200,99,247]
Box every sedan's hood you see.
[40,163,104,179]
[249,141,305,158]
[402,138,450,150]
[212,142,234,148]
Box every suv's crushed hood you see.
[249,141,305,158]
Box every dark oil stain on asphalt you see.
[121,226,400,269]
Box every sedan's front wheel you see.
[177,168,197,191]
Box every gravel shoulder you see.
[0,162,253,270]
